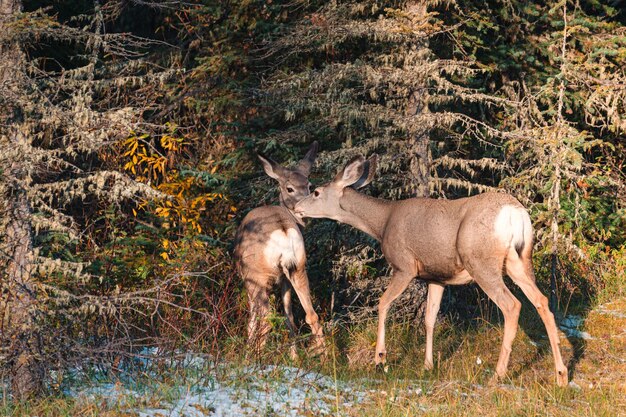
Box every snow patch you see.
[596,308,626,319]
[559,315,593,340]
[69,361,372,416]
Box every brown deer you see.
[294,154,568,386]
[234,142,325,357]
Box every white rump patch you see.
[263,228,305,272]
[494,205,532,254]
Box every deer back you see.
[234,206,305,283]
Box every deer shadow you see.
[438,278,591,383]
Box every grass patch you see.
[1,298,624,416]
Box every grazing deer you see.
[234,142,325,357]
[294,154,568,386]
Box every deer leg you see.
[282,278,297,335]
[472,269,521,382]
[281,277,299,360]
[246,279,271,354]
[424,282,445,370]
[506,251,568,386]
[375,270,414,365]
[285,266,325,355]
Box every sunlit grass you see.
[1,297,624,416]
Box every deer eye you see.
[314,189,320,197]
[287,187,294,193]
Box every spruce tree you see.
[500,0,626,308]
[261,0,507,324]
[0,0,168,397]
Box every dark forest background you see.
[1,0,624,400]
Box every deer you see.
[233,142,326,358]
[293,154,568,386]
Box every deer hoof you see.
[289,345,299,361]
[488,373,501,387]
[375,362,389,373]
[556,368,569,387]
[374,351,387,365]
[424,360,434,371]
[308,340,326,357]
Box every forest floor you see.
[2,297,625,416]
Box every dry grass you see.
[1,298,625,416]
[313,296,626,416]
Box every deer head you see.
[294,154,377,221]
[258,141,319,211]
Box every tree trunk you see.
[408,104,430,198]
[1,0,44,399]
[549,3,568,316]
[405,1,431,323]
[406,1,431,199]
[549,144,562,314]
[5,187,43,399]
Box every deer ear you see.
[351,154,378,189]
[334,155,366,188]
[295,141,319,176]
[258,154,285,180]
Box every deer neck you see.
[338,188,391,242]
[279,196,305,227]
